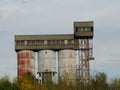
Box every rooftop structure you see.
[74,21,94,39]
[15,34,79,51]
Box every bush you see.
[0,72,120,90]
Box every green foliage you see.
[0,76,11,90]
[90,72,109,90]
[16,72,36,90]
[110,78,120,90]
[0,72,120,90]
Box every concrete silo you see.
[17,50,35,76]
[38,50,56,83]
[58,49,76,79]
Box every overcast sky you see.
[0,0,120,79]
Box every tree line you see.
[0,72,120,90]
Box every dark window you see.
[16,40,20,45]
[27,40,31,45]
[52,40,55,44]
[61,40,64,44]
[40,40,44,44]
[47,40,52,44]
[36,40,40,45]
[68,40,74,44]
[21,40,25,45]
[31,40,35,44]
[56,40,60,44]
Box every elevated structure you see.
[15,21,94,83]
[74,21,94,81]
[74,21,93,39]
[15,34,79,51]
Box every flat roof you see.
[15,34,74,40]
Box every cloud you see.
[0,0,120,34]
[0,0,120,79]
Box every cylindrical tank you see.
[17,50,35,76]
[58,49,76,78]
[38,50,56,73]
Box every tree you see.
[16,72,36,90]
[0,75,12,90]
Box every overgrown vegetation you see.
[0,72,120,90]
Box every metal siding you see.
[58,50,76,78]
[17,50,35,76]
[38,50,56,72]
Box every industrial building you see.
[14,21,94,83]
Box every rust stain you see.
[18,51,34,76]
[69,51,73,58]
[18,69,27,76]
[18,52,34,59]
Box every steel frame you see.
[77,39,93,81]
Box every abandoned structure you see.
[15,21,94,83]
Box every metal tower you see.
[74,21,94,81]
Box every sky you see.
[0,0,120,80]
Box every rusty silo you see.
[38,50,56,83]
[17,50,35,76]
[58,49,76,79]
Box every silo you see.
[17,50,35,76]
[58,49,76,78]
[38,50,56,83]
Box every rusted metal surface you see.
[17,50,35,76]
[58,50,76,78]
[38,50,56,72]
[77,39,94,81]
